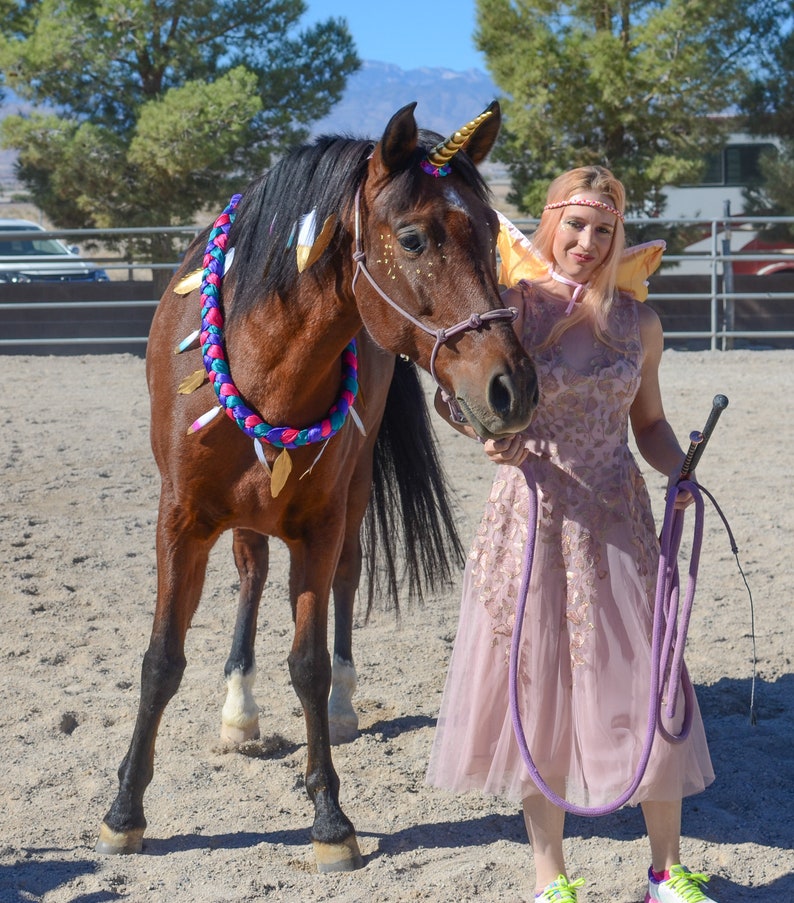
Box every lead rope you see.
[509,466,754,816]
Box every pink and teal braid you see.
[199,195,359,449]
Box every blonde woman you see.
[427,167,717,903]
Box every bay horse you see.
[96,100,538,871]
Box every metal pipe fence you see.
[1,217,793,352]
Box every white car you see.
[0,218,110,283]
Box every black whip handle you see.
[680,394,729,479]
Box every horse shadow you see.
[361,713,435,738]
[0,857,108,903]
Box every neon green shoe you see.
[536,875,585,902]
[645,865,717,902]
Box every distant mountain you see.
[309,61,499,140]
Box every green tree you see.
[475,0,783,217]
[740,25,794,142]
[737,144,794,240]
[0,0,359,231]
[739,23,794,230]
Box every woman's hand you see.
[483,434,529,467]
[666,470,696,510]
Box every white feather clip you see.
[223,246,235,276]
[296,209,318,273]
[186,405,222,435]
[349,405,366,437]
[295,208,336,273]
[254,438,270,472]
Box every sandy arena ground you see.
[1,349,792,902]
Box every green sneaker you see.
[645,864,717,902]
[536,875,585,902]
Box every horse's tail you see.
[363,356,465,615]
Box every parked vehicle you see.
[0,219,109,283]
[731,235,794,275]
[672,226,794,276]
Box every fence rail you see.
[1,217,793,353]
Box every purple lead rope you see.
[508,468,702,816]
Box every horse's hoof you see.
[95,822,144,855]
[220,720,261,744]
[328,715,359,746]
[313,834,364,872]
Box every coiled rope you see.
[509,467,751,816]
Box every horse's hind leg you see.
[328,531,361,745]
[221,528,269,743]
[329,442,379,745]
[96,509,213,854]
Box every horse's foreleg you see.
[288,544,363,872]
[328,531,361,745]
[221,528,269,743]
[96,516,211,855]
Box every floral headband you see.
[543,196,624,221]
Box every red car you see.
[731,235,794,275]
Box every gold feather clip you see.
[253,441,292,498]
[174,269,203,295]
[270,449,293,498]
[296,209,336,273]
[178,369,208,394]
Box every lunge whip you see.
[679,394,729,479]
[508,394,746,816]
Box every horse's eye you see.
[396,229,425,254]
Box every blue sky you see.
[303,0,486,72]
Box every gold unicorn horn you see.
[426,108,495,168]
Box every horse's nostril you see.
[488,373,515,417]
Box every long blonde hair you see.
[532,166,626,346]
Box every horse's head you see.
[353,102,538,439]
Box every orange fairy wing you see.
[495,211,546,287]
[617,239,666,301]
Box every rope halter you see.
[350,188,517,423]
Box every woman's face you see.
[550,192,618,283]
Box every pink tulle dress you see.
[426,284,715,808]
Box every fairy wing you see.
[496,212,546,287]
[616,239,666,301]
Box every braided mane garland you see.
[198,194,359,450]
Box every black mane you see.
[213,128,493,321]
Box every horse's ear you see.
[463,100,501,165]
[376,102,419,173]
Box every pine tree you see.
[0,0,359,229]
[475,0,783,216]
